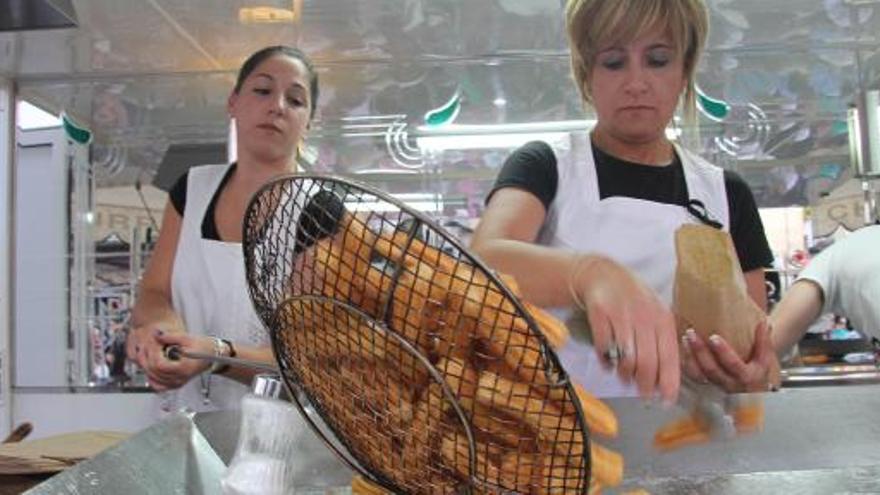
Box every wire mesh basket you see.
[243,175,592,494]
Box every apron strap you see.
[686,199,723,229]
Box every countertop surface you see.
[605,384,880,493]
[24,384,880,494]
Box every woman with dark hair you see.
[126,46,318,410]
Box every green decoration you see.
[62,112,92,145]
[696,87,730,122]
[424,91,461,127]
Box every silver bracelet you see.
[209,336,231,374]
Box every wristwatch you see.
[210,337,236,375]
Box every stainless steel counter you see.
[617,465,880,494]
[782,364,880,387]
[607,384,880,493]
[25,412,228,494]
[24,409,353,495]
[24,384,880,494]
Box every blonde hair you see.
[565,0,708,122]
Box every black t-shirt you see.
[169,164,236,241]
[487,140,774,272]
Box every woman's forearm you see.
[220,344,276,385]
[131,288,184,331]
[769,280,824,356]
[471,238,602,308]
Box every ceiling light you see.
[346,193,442,213]
[416,120,594,135]
[414,120,681,151]
[418,132,569,152]
[239,6,298,24]
[352,168,419,176]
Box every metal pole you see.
[852,90,880,226]
[0,79,16,434]
[856,90,880,178]
[864,180,879,224]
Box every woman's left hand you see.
[682,319,781,393]
[144,331,214,391]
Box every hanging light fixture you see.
[238,0,302,24]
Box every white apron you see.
[537,134,730,397]
[169,164,269,412]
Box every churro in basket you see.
[244,176,623,493]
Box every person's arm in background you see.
[768,234,839,357]
[769,279,824,357]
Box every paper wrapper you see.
[0,431,129,475]
[673,224,763,359]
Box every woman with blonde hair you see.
[472,0,777,401]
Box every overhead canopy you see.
[3,0,875,206]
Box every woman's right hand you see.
[146,332,215,390]
[571,255,680,404]
[126,320,188,390]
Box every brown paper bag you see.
[0,431,129,475]
[673,223,763,359]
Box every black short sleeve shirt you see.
[487,141,774,271]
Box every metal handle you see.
[251,374,284,398]
[163,344,279,373]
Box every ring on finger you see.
[603,343,626,367]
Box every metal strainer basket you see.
[243,175,592,494]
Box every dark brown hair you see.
[234,45,319,120]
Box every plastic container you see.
[221,394,304,494]
[221,377,351,494]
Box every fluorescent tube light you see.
[346,193,442,213]
[417,132,570,152]
[415,120,681,152]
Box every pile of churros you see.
[654,223,773,451]
[276,201,622,494]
